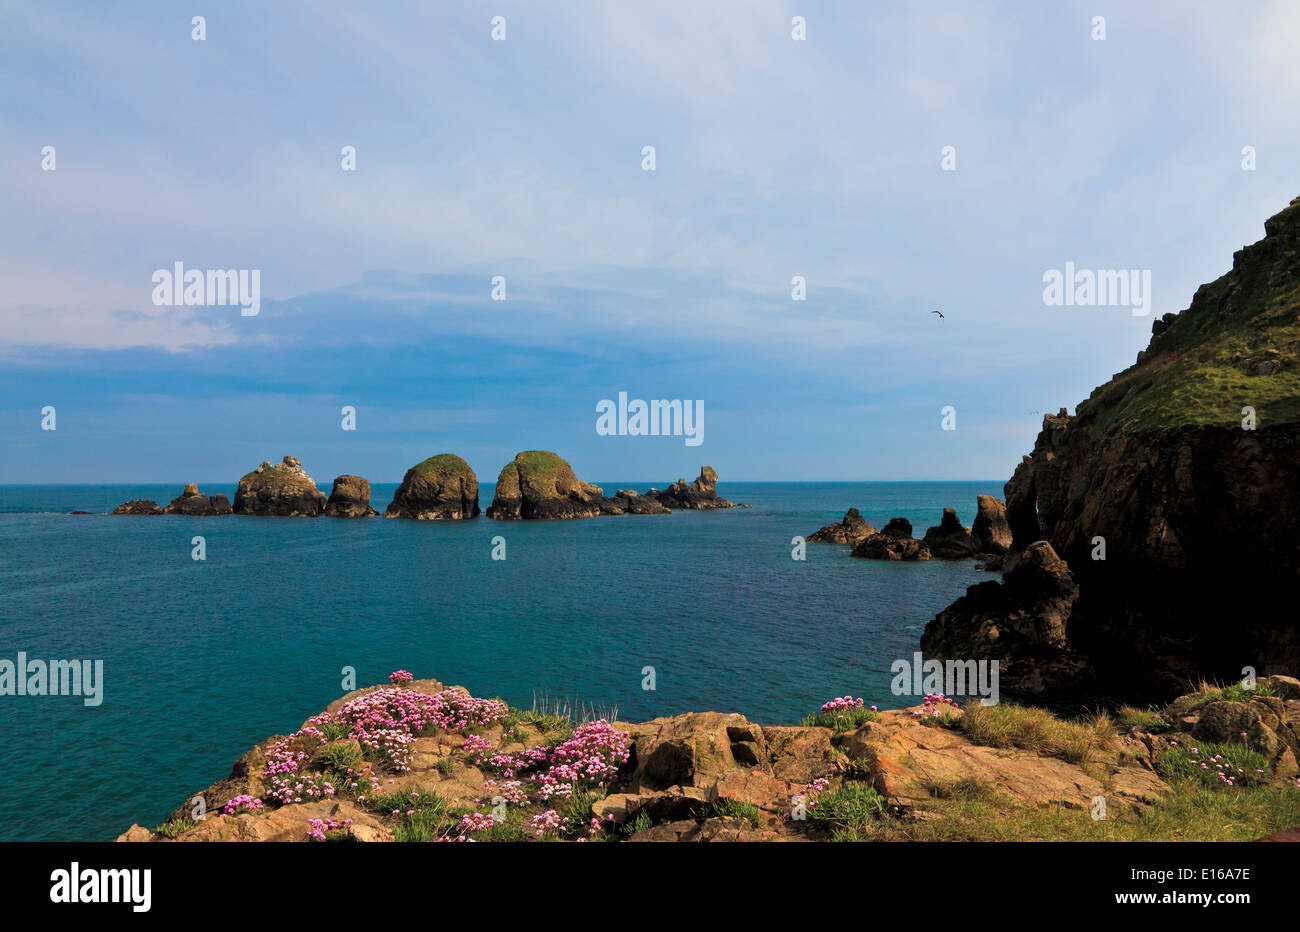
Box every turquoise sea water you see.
[0,480,1000,841]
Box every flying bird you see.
[931,310,945,319]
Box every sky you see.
[2,0,1298,484]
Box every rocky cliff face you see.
[384,455,478,520]
[233,456,328,517]
[923,197,1300,704]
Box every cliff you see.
[924,196,1300,704]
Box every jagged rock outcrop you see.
[851,517,931,561]
[644,466,739,510]
[233,456,328,517]
[612,490,672,515]
[922,541,1089,698]
[486,451,610,519]
[808,507,877,545]
[971,495,1012,554]
[111,499,162,515]
[924,197,1300,703]
[325,475,377,517]
[922,508,976,559]
[384,455,479,519]
[162,484,232,516]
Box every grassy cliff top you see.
[1077,197,1300,434]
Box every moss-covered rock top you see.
[385,454,479,520]
[497,450,583,499]
[409,453,476,481]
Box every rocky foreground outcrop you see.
[234,456,328,517]
[808,508,877,545]
[325,475,377,517]
[119,674,1300,844]
[923,197,1300,704]
[384,454,479,520]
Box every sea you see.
[0,480,1001,841]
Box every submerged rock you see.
[233,456,327,517]
[325,475,378,517]
[384,454,479,520]
[808,507,876,545]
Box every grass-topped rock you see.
[233,456,328,517]
[486,451,614,520]
[384,454,479,520]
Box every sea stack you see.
[645,466,738,509]
[808,507,877,545]
[161,484,232,516]
[486,451,612,520]
[384,455,479,520]
[971,495,1012,554]
[921,508,976,559]
[233,456,328,516]
[325,475,378,517]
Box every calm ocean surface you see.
[0,480,1000,841]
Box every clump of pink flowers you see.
[913,693,960,719]
[306,817,351,842]
[821,697,864,714]
[462,734,495,765]
[427,689,509,731]
[548,720,631,786]
[388,670,414,685]
[220,795,264,816]
[530,809,565,838]
[457,811,498,833]
[484,779,530,806]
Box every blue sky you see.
[2,0,1297,483]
